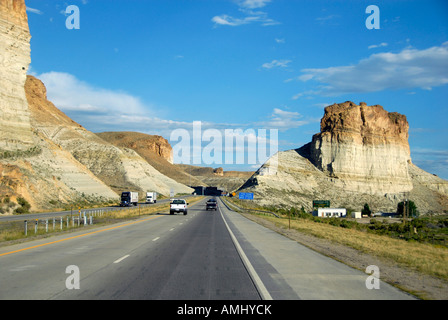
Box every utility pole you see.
[403,198,407,225]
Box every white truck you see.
[120,192,139,207]
[146,192,157,204]
[170,199,188,215]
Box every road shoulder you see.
[238,211,447,300]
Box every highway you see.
[0,197,416,300]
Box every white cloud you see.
[212,13,279,27]
[38,72,147,115]
[262,59,291,69]
[212,0,279,27]
[36,72,192,135]
[26,7,43,15]
[212,15,249,27]
[368,42,388,50]
[299,42,448,95]
[238,0,271,9]
[256,108,309,131]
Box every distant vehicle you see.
[206,198,217,211]
[120,192,139,207]
[146,192,157,204]
[170,199,188,215]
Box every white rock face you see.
[241,102,448,214]
[308,102,413,195]
[0,0,33,150]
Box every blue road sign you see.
[239,192,254,200]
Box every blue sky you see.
[25,0,448,178]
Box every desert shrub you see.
[14,197,31,214]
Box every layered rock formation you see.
[26,76,193,198]
[241,102,448,214]
[97,131,205,188]
[306,101,413,195]
[0,1,204,212]
[0,0,34,150]
[96,132,174,165]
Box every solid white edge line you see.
[114,254,130,264]
[219,205,273,301]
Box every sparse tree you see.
[362,203,372,217]
[397,200,419,218]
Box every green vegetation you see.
[263,205,447,247]
[0,146,42,160]
[361,203,372,217]
[397,200,419,218]
[14,197,31,214]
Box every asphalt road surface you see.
[0,197,416,300]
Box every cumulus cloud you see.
[38,72,147,115]
[238,0,271,9]
[212,0,279,27]
[256,108,309,131]
[299,42,448,95]
[212,12,279,27]
[368,42,388,50]
[262,59,291,69]
[36,72,191,134]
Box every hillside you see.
[96,131,205,188]
[26,76,193,198]
[240,102,448,214]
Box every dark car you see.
[206,198,217,211]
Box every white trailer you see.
[316,208,347,218]
[146,192,157,204]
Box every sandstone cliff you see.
[96,131,206,188]
[0,1,119,211]
[96,132,174,164]
[307,101,413,195]
[26,76,193,198]
[241,102,448,214]
[0,0,34,151]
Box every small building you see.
[315,208,347,218]
[351,212,362,219]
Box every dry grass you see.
[256,213,448,280]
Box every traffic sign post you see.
[239,193,254,200]
[313,200,330,208]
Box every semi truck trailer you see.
[120,192,139,207]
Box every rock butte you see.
[241,102,448,214]
[0,0,33,150]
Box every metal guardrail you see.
[220,197,280,218]
[22,210,105,236]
